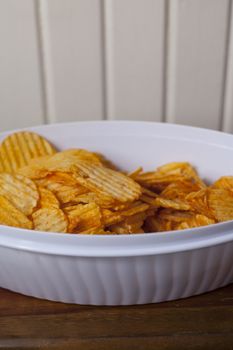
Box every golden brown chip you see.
[109,211,146,234]
[161,180,204,200]
[0,195,33,229]
[38,187,60,209]
[212,176,233,190]
[64,202,102,233]
[176,214,215,230]
[154,197,191,211]
[208,189,233,222]
[18,149,102,179]
[73,160,141,203]
[70,192,115,208]
[0,173,39,215]
[135,162,206,191]
[102,201,149,226]
[32,208,68,232]
[36,173,88,204]
[0,131,57,173]
[185,189,215,218]
[128,167,143,178]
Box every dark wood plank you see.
[0,285,232,349]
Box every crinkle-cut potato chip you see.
[135,162,206,191]
[70,192,115,208]
[185,189,215,218]
[208,189,233,222]
[161,180,204,200]
[176,214,215,230]
[102,202,149,227]
[18,149,102,179]
[32,208,68,232]
[38,187,60,209]
[36,173,88,204]
[154,197,191,211]
[128,167,143,179]
[73,160,141,203]
[0,195,32,229]
[158,209,194,222]
[0,131,56,173]
[0,173,39,215]
[64,202,102,233]
[212,176,233,190]
[109,212,146,234]
[58,149,103,165]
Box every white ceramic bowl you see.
[0,121,233,305]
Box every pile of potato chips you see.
[0,130,232,234]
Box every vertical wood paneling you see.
[46,0,104,122]
[0,0,44,131]
[105,0,165,121]
[165,0,230,130]
[222,0,233,133]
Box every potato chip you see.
[64,202,102,233]
[102,202,149,227]
[155,197,191,211]
[73,160,141,203]
[208,189,233,222]
[109,211,147,234]
[176,214,215,230]
[70,192,115,208]
[161,180,204,200]
[18,149,102,179]
[32,208,68,232]
[128,167,143,178]
[0,173,39,215]
[135,162,205,191]
[0,195,32,229]
[38,187,60,209]
[36,173,88,204]
[212,176,233,190]
[0,131,57,173]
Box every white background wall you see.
[0,0,233,132]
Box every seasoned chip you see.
[0,131,57,173]
[212,176,233,190]
[0,173,39,215]
[176,214,215,230]
[18,149,102,179]
[185,189,215,218]
[64,202,102,233]
[70,192,115,208]
[32,208,68,232]
[154,197,191,211]
[36,173,88,204]
[109,211,146,234]
[135,162,205,191]
[128,167,143,178]
[73,160,141,203]
[0,195,32,229]
[208,189,233,222]
[38,187,60,209]
[161,180,204,200]
[102,201,149,226]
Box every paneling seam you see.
[102,0,114,120]
[221,0,233,132]
[34,0,56,124]
[164,0,178,124]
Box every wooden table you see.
[0,285,232,349]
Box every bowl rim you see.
[0,120,233,257]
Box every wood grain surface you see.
[0,284,232,349]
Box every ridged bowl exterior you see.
[0,121,233,305]
[0,242,232,305]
